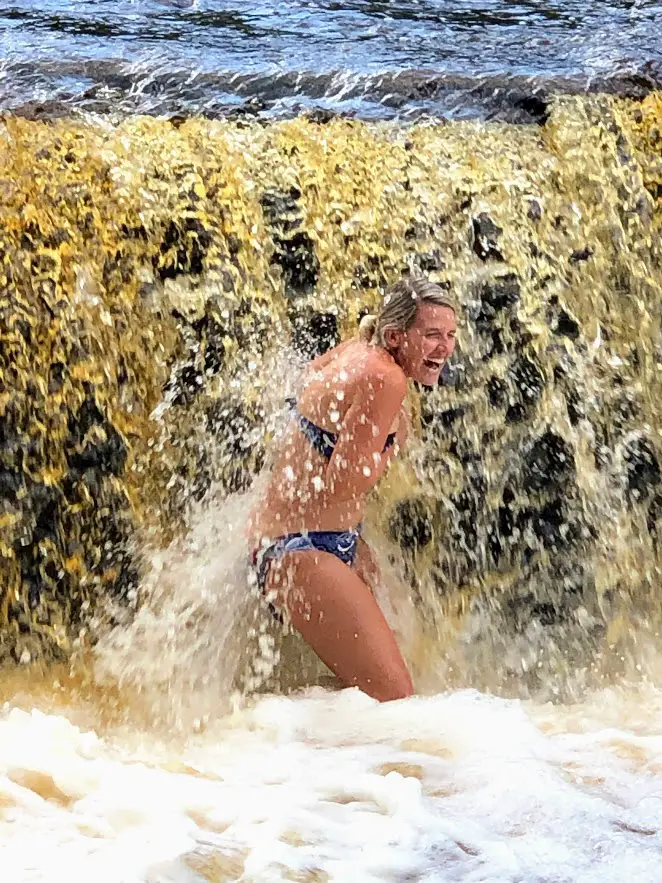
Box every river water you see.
[2,2,662,881]
[1,1,661,118]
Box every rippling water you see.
[1,1,661,117]
[2,3,662,880]
[2,682,662,881]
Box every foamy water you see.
[1,685,662,882]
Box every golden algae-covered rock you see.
[0,102,661,682]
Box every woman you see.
[248,276,457,701]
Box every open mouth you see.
[423,358,443,370]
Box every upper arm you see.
[324,369,407,500]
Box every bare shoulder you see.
[359,348,407,397]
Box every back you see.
[249,339,407,540]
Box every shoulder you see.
[357,350,407,401]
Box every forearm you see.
[322,449,394,503]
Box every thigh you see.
[354,536,381,592]
[265,550,413,702]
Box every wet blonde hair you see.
[358,276,456,347]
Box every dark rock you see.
[564,387,584,427]
[506,403,527,424]
[438,406,466,428]
[438,361,464,388]
[523,432,575,493]
[624,436,661,501]
[527,199,543,222]
[66,424,128,477]
[261,189,320,296]
[414,249,445,273]
[487,376,508,408]
[272,229,320,295]
[554,309,580,339]
[476,274,520,326]
[155,218,212,280]
[483,328,505,359]
[0,465,22,501]
[164,362,205,408]
[305,108,337,124]
[647,492,662,540]
[472,213,504,261]
[510,356,545,407]
[510,93,550,125]
[569,247,594,264]
[29,483,62,543]
[48,362,67,393]
[194,314,226,375]
[291,311,339,360]
[67,395,104,442]
[388,498,434,551]
[529,499,569,550]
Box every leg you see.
[354,536,381,593]
[265,550,414,702]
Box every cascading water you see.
[2,91,662,880]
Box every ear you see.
[383,327,404,351]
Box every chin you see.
[415,368,443,387]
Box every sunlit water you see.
[1,5,662,876]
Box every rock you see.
[163,362,204,408]
[487,376,508,408]
[476,273,520,327]
[554,309,580,339]
[527,199,543,222]
[388,498,434,551]
[66,424,128,477]
[624,436,661,501]
[0,465,22,501]
[523,431,575,493]
[291,311,339,360]
[510,93,550,126]
[261,190,320,296]
[472,213,504,261]
[569,246,594,264]
[272,228,320,295]
[413,249,445,273]
[506,403,527,424]
[647,492,662,539]
[154,218,212,280]
[438,361,464,388]
[29,482,62,543]
[529,499,573,551]
[438,406,466,428]
[509,355,545,407]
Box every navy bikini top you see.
[286,397,396,460]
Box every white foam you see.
[2,687,662,882]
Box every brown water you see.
[1,94,662,878]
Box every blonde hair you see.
[358,276,455,347]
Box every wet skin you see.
[248,304,456,701]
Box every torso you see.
[248,340,405,543]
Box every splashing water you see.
[2,89,662,879]
[2,683,662,881]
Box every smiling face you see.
[384,302,457,386]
